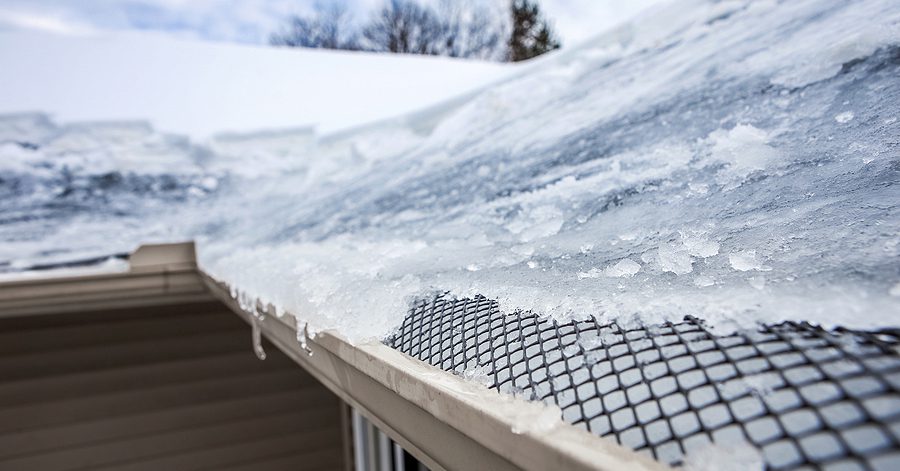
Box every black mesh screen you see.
[386,295,900,470]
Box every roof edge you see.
[201,271,668,471]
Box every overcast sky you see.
[0,0,662,48]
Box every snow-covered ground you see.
[0,30,511,138]
[1,0,899,343]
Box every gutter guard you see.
[201,272,667,471]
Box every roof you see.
[3,0,898,340]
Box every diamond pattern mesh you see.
[386,295,900,470]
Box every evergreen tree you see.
[507,0,561,62]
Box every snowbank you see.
[0,30,511,138]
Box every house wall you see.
[0,300,347,471]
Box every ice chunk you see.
[578,331,605,350]
[462,364,494,387]
[604,258,642,278]
[707,124,779,180]
[729,251,770,272]
[834,111,855,123]
[658,242,695,275]
[683,234,720,258]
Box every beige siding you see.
[0,301,346,471]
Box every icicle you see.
[295,319,313,356]
[251,318,267,360]
[237,291,250,312]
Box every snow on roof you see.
[0,29,512,138]
[1,0,899,343]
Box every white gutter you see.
[0,242,212,317]
[202,271,666,471]
[0,242,668,471]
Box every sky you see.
[0,0,663,49]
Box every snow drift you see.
[0,29,510,138]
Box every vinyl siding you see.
[0,301,346,471]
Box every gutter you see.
[0,242,667,471]
[0,243,213,317]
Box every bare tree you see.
[269,0,558,63]
[433,0,506,61]
[270,3,359,50]
[360,0,442,55]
